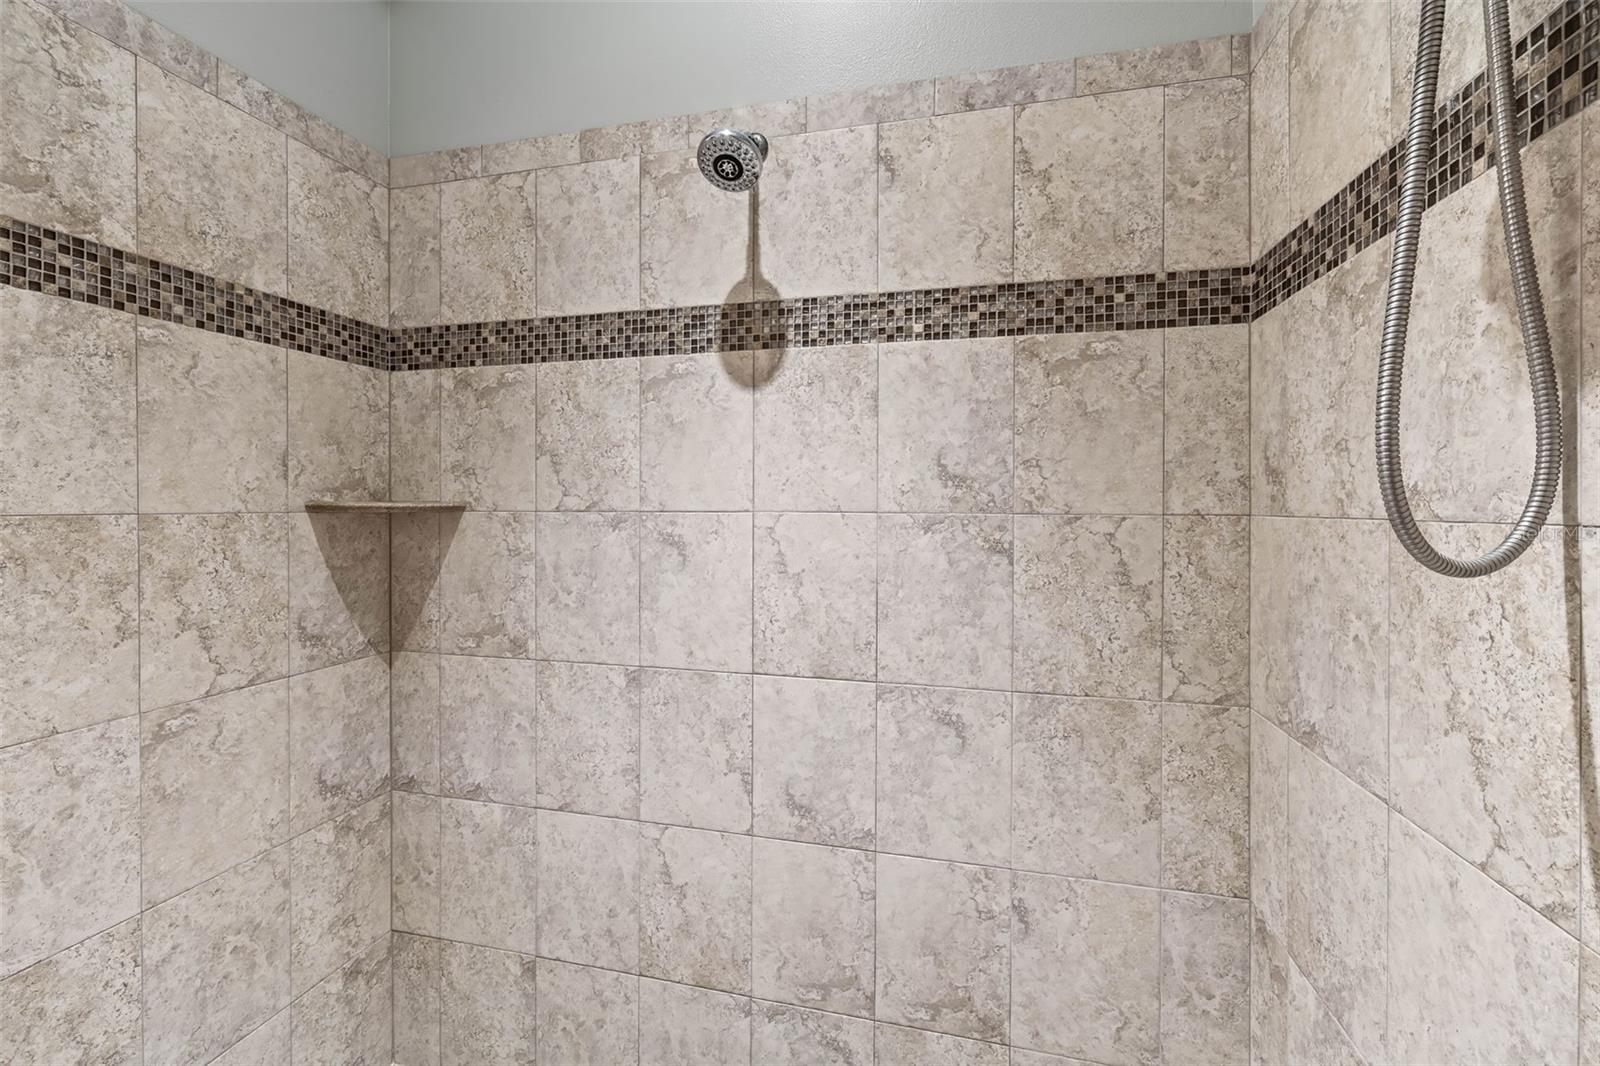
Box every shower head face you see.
[698,128,768,192]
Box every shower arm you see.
[1373,0,1562,577]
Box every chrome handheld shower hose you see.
[1375,0,1562,576]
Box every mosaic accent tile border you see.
[0,218,388,369]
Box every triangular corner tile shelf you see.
[303,500,468,513]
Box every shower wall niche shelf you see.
[303,500,468,513]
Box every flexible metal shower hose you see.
[1375,0,1562,576]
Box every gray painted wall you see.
[130,1,1257,159]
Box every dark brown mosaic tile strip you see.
[1253,0,1598,318]
[0,218,388,369]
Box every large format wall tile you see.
[390,651,439,793]
[0,514,137,747]
[537,157,641,315]
[752,837,874,1016]
[0,288,136,514]
[642,148,751,308]
[933,59,1075,114]
[142,847,291,1065]
[0,917,141,1066]
[809,79,934,131]
[139,513,289,712]
[535,357,641,511]
[392,934,437,1066]
[753,1000,873,1065]
[390,369,441,502]
[640,667,753,833]
[1164,324,1249,514]
[390,184,442,328]
[752,675,875,849]
[441,939,537,1066]
[1165,75,1249,272]
[536,809,637,970]
[440,654,538,805]
[290,934,392,1066]
[136,321,287,513]
[439,511,537,657]
[1163,515,1249,705]
[536,659,640,819]
[877,683,1010,866]
[1162,891,1250,1064]
[442,798,538,955]
[1287,0,1390,221]
[391,790,440,937]
[1015,87,1163,279]
[287,139,388,323]
[535,511,639,664]
[1163,703,1249,897]
[640,978,751,1066]
[288,655,389,834]
[640,824,752,993]
[878,107,1013,289]
[641,352,754,510]
[288,352,389,505]
[441,172,538,323]
[876,1024,1007,1066]
[752,124,877,299]
[289,512,389,673]
[641,512,753,672]
[752,344,877,512]
[289,793,389,994]
[879,337,1013,513]
[141,681,289,905]
[0,717,139,976]
[536,957,639,1065]
[1250,13,1293,259]
[442,363,538,511]
[136,61,287,293]
[0,0,135,245]
[1076,34,1233,93]
[1250,716,1291,1065]
[754,511,875,680]
[1014,330,1162,515]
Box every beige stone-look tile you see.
[754,511,875,681]
[642,148,751,308]
[536,659,640,819]
[537,809,638,971]
[136,321,287,513]
[0,917,141,1066]
[1250,716,1291,1066]
[535,511,640,664]
[440,939,537,1066]
[878,107,1012,289]
[142,847,291,1065]
[1584,946,1600,1066]
[1165,323,1249,514]
[536,957,640,1064]
[877,513,1011,691]
[1252,516,1389,795]
[752,837,874,1017]
[752,675,875,848]
[753,124,877,299]
[1288,0,1390,221]
[877,683,1009,867]
[390,184,442,328]
[876,854,1008,1041]
[1288,743,1387,1063]
[288,655,389,834]
[1163,703,1249,898]
[535,356,640,510]
[290,793,389,994]
[1015,87,1163,279]
[1250,14,1293,259]
[391,932,439,1066]
[1284,956,1364,1065]
[0,514,137,747]
[1010,872,1158,1063]
[440,654,538,806]
[482,130,580,174]
[217,59,315,144]
[641,352,754,510]
[0,0,135,245]
[934,59,1075,114]
[0,717,138,976]
[641,824,752,993]
[807,79,933,131]
[1387,0,1547,142]
[1076,34,1233,94]
[391,790,440,937]
[1389,812,1579,1064]
[287,140,387,323]
[390,147,480,188]
[1012,693,1160,886]
[441,172,538,323]
[1403,125,1580,523]
[288,352,388,505]
[1392,523,1579,931]
[39,0,214,90]
[391,651,440,793]
[752,1000,873,1066]
[1014,330,1162,514]
[136,61,287,293]
[879,337,1013,513]
[392,370,443,502]
[641,512,753,672]
[537,156,641,315]
[640,667,753,833]
[442,363,538,510]
[1161,892,1250,1065]
[439,510,537,658]
[442,798,538,955]
[290,932,391,1066]
[290,512,389,673]
[141,681,289,906]
[390,508,445,657]
[875,1024,1007,1066]
[640,978,750,1066]
[1164,75,1249,271]
[753,343,877,511]
[1232,31,1253,74]
[581,115,684,161]
[0,285,135,514]
[1014,514,1162,700]
[688,99,808,144]
[1163,515,1249,706]
[139,512,289,712]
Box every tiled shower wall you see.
[0,0,396,1062]
[1248,0,1600,1062]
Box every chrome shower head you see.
[697,128,768,192]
